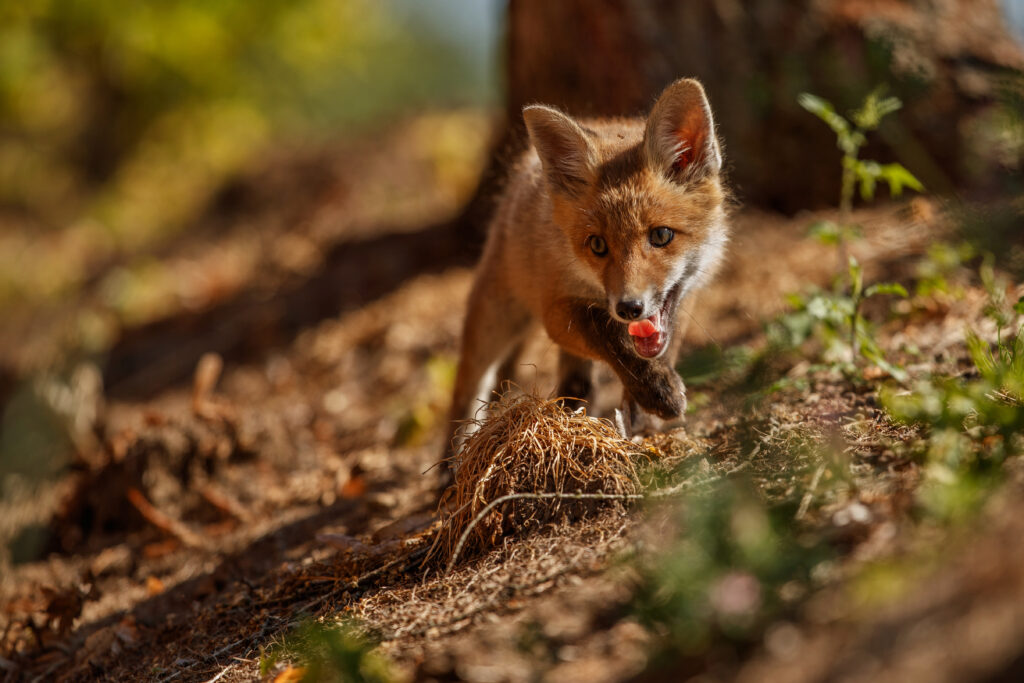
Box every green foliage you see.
[674,262,911,401]
[807,219,861,247]
[883,260,1024,520]
[798,89,921,268]
[914,241,975,296]
[793,87,922,376]
[777,257,908,378]
[261,619,394,683]
[632,480,826,654]
[0,0,488,306]
[798,90,923,210]
[979,256,1024,351]
[673,337,796,409]
[971,260,1024,396]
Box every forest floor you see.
[1,112,1023,682]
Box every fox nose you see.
[616,299,645,320]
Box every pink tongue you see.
[628,316,659,338]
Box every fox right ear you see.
[523,105,597,196]
[644,78,722,184]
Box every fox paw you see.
[629,364,686,420]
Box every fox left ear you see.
[644,78,722,183]
[524,105,597,197]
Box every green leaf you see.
[805,294,853,322]
[852,88,903,130]
[853,160,882,201]
[859,174,877,202]
[878,163,924,197]
[966,329,998,380]
[1014,296,1024,315]
[808,219,841,245]
[864,282,909,298]
[860,345,909,383]
[876,96,903,119]
[785,292,807,310]
[805,296,832,320]
[848,256,863,299]
[839,130,867,157]
[798,92,851,138]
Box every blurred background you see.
[0,0,505,567]
[0,0,501,350]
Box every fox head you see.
[523,78,728,358]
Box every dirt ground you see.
[1,118,1023,683]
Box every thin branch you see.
[795,464,827,520]
[126,488,208,549]
[201,663,235,683]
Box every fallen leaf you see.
[142,538,180,559]
[145,576,165,596]
[862,365,888,380]
[41,585,85,635]
[339,475,366,499]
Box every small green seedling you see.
[847,256,909,374]
[798,89,923,271]
[915,241,975,297]
[782,257,908,374]
[793,88,922,371]
[260,619,394,683]
[969,256,1024,396]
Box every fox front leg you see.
[583,304,688,433]
[447,280,533,463]
[547,299,687,421]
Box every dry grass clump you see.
[430,392,653,567]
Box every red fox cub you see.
[446,78,728,457]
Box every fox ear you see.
[644,78,721,183]
[523,105,597,196]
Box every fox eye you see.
[649,226,674,247]
[588,235,608,257]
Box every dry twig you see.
[126,488,208,549]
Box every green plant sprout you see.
[792,88,923,369]
[914,241,976,298]
[798,89,924,273]
[847,256,909,373]
[780,257,908,376]
[260,618,394,683]
[883,260,1024,520]
[969,257,1024,400]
